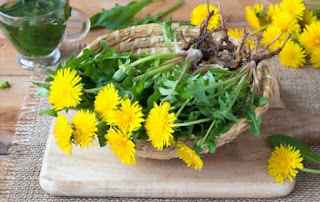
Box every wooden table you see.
[0,0,318,189]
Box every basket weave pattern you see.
[82,24,274,160]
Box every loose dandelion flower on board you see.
[299,21,320,54]
[145,102,177,150]
[279,40,306,68]
[71,110,98,148]
[94,83,121,123]
[49,68,83,111]
[267,144,303,185]
[53,114,73,155]
[280,0,305,20]
[310,49,320,68]
[176,141,203,170]
[272,11,301,34]
[261,24,285,51]
[105,128,136,165]
[190,4,220,30]
[109,99,144,133]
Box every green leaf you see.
[147,89,161,110]
[90,0,153,30]
[44,67,56,75]
[0,80,10,89]
[258,96,269,106]
[35,88,49,96]
[209,68,236,76]
[30,81,50,90]
[98,135,107,147]
[208,142,216,153]
[268,134,320,164]
[246,111,261,137]
[39,109,57,117]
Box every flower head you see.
[280,0,305,20]
[267,144,303,185]
[71,110,98,148]
[261,24,285,51]
[105,128,136,165]
[267,4,281,21]
[300,10,318,28]
[246,4,267,29]
[272,11,301,34]
[109,99,144,132]
[94,83,121,123]
[190,4,220,30]
[279,40,306,68]
[299,21,320,54]
[49,68,83,110]
[310,49,320,68]
[176,141,203,170]
[53,114,73,155]
[145,102,177,150]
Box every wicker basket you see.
[81,23,274,160]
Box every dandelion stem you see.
[84,87,103,94]
[249,24,269,36]
[129,53,180,69]
[300,167,320,174]
[176,118,211,127]
[133,63,176,82]
[176,99,191,117]
[202,120,216,142]
[305,2,320,6]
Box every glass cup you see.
[0,0,90,69]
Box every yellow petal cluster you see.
[49,68,83,110]
[299,21,320,54]
[53,114,73,155]
[272,11,301,34]
[279,0,305,20]
[145,102,177,150]
[310,49,320,68]
[228,28,254,50]
[190,4,220,30]
[176,141,203,170]
[279,40,306,68]
[109,99,144,133]
[300,10,318,28]
[94,83,121,123]
[71,110,98,148]
[261,25,285,51]
[105,128,136,165]
[267,144,303,185]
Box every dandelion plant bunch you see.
[241,0,320,68]
[33,1,296,170]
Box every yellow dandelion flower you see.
[94,83,121,123]
[300,10,318,28]
[105,128,136,165]
[109,99,144,132]
[145,102,177,150]
[246,6,261,29]
[299,21,320,54]
[228,28,254,50]
[267,4,281,22]
[280,0,305,20]
[49,68,83,111]
[190,4,220,30]
[272,11,301,34]
[279,40,306,68]
[176,141,203,170]
[261,24,285,51]
[267,144,303,185]
[53,114,73,155]
[71,110,98,148]
[310,49,320,68]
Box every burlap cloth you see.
[1,42,320,201]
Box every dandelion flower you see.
[246,4,267,29]
[227,28,254,50]
[190,4,220,30]
[145,102,177,150]
[272,11,301,34]
[261,24,285,51]
[176,141,203,170]
[300,10,318,28]
[94,83,121,123]
[71,110,98,148]
[279,40,306,68]
[267,144,303,185]
[105,128,136,165]
[267,4,281,22]
[49,68,83,110]
[280,0,305,20]
[109,99,144,132]
[310,49,320,68]
[299,21,320,53]
[53,114,73,155]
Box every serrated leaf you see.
[268,134,320,164]
[247,111,261,137]
[39,109,57,117]
[30,81,50,90]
